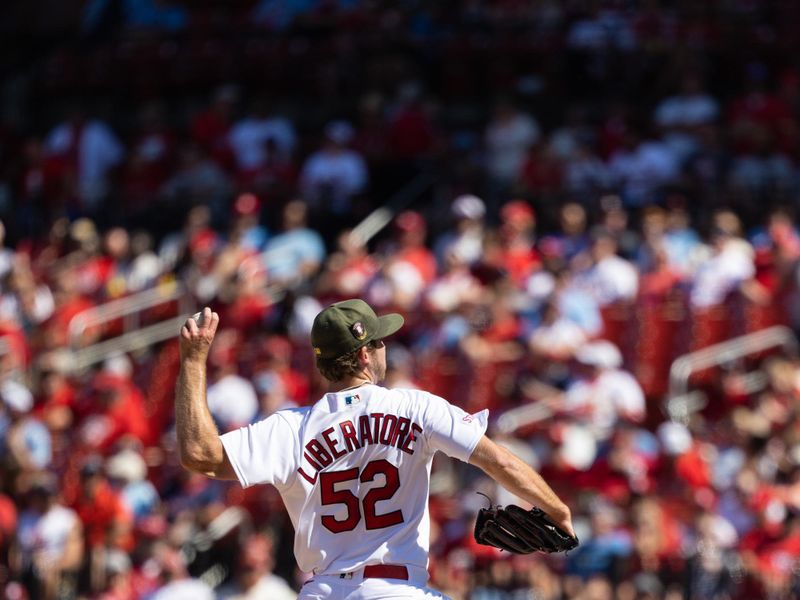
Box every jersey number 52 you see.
[320,459,405,533]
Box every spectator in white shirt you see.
[655,73,719,129]
[529,297,589,363]
[300,120,368,217]
[433,194,487,268]
[205,330,258,431]
[261,199,326,290]
[147,544,215,600]
[566,6,637,51]
[528,296,589,387]
[44,109,124,212]
[216,534,297,600]
[13,474,83,600]
[564,142,611,201]
[563,340,646,441]
[425,246,484,314]
[690,211,756,309]
[485,97,540,190]
[1,379,51,471]
[656,74,720,166]
[576,228,639,307]
[608,127,680,207]
[228,98,296,172]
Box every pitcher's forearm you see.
[492,445,570,519]
[176,358,223,468]
[470,437,570,521]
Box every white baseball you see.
[192,311,205,327]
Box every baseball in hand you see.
[192,311,205,327]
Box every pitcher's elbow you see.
[179,453,200,473]
[179,444,211,473]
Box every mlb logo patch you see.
[345,394,361,406]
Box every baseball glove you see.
[474,504,579,554]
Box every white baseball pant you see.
[299,564,451,600]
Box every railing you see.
[349,170,439,246]
[495,401,553,434]
[62,171,439,372]
[67,281,193,372]
[68,281,190,349]
[665,325,798,422]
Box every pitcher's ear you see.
[357,345,371,364]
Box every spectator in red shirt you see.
[77,365,151,451]
[631,496,684,574]
[67,456,133,592]
[42,267,96,350]
[497,200,540,288]
[519,143,563,199]
[315,228,378,302]
[240,136,297,200]
[0,492,16,569]
[16,137,66,237]
[353,92,390,166]
[739,489,800,595]
[119,103,175,220]
[190,85,238,166]
[387,81,441,161]
[94,549,134,600]
[393,210,437,285]
[729,62,793,155]
[638,241,683,301]
[253,334,309,405]
[220,258,272,331]
[60,218,121,300]
[30,365,74,437]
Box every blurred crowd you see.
[3,1,800,599]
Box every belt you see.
[337,564,409,580]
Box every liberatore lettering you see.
[306,439,333,467]
[297,414,422,482]
[358,415,373,445]
[321,427,346,459]
[339,420,361,452]
[378,414,398,445]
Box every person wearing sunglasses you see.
[175,299,574,599]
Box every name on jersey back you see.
[298,413,423,484]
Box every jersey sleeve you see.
[219,412,298,489]
[420,393,488,462]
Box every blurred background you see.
[2,1,800,599]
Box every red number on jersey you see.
[319,460,405,533]
[360,459,403,530]
[320,468,361,533]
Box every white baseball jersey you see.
[220,384,488,576]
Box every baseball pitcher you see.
[176,300,576,599]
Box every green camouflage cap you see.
[311,299,404,359]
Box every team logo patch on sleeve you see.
[345,394,361,406]
[350,321,367,340]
